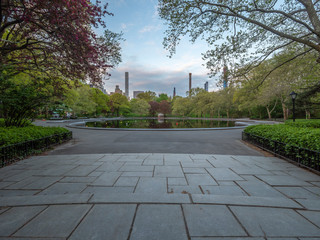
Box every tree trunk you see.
[305,109,311,119]
[282,102,288,120]
[266,106,272,120]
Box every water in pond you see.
[85,119,236,129]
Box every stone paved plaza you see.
[0,153,320,239]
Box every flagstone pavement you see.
[0,153,320,240]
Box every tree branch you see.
[256,48,313,88]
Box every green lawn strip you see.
[244,123,320,152]
[0,125,70,147]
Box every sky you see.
[99,0,218,98]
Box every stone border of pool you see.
[65,117,272,131]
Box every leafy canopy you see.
[1,0,123,83]
[158,0,320,78]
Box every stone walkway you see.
[0,153,320,239]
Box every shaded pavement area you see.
[35,120,262,155]
[1,153,320,239]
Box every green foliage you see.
[172,97,191,116]
[109,93,130,117]
[156,93,169,103]
[0,75,50,127]
[130,99,150,116]
[0,125,70,147]
[0,119,4,127]
[244,122,320,151]
[285,120,320,128]
[136,91,156,102]
[62,84,110,117]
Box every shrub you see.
[244,123,320,151]
[0,125,70,147]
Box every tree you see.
[137,91,157,102]
[130,99,150,116]
[90,88,110,116]
[148,101,160,117]
[187,87,206,98]
[0,76,49,127]
[172,97,193,117]
[109,93,129,117]
[158,0,320,79]
[1,0,123,84]
[158,100,172,116]
[64,85,97,117]
[156,93,169,102]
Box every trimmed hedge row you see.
[285,119,320,128]
[244,122,320,152]
[0,125,70,147]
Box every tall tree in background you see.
[1,0,122,84]
[158,0,320,80]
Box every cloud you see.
[121,23,127,30]
[139,24,161,33]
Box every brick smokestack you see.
[125,72,129,98]
[189,73,192,97]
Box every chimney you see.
[125,72,129,98]
[189,73,192,96]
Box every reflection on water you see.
[86,119,236,129]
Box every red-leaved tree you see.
[149,101,159,117]
[158,100,171,116]
[0,0,122,83]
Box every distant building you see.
[173,87,176,97]
[204,81,209,92]
[115,85,123,94]
[110,85,123,95]
[223,65,228,89]
[133,91,144,99]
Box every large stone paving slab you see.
[186,173,218,186]
[183,205,247,237]
[134,177,167,194]
[130,204,188,240]
[297,210,320,228]
[14,205,91,238]
[236,181,286,198]
[90,172,121,186]
[0,206,46,236]
[37,182,87,195]
[154,166,184,177]
[0,194,92,207]
[69,204,136,240]
[230,206,320,237]
[206,168,244,181]
[256,175,312,186]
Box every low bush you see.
[0,125,70,147]
[244,122,320,151]
[285,119,320,128]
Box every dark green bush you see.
[0,125,70,147]
[285,119,320,128]
[244,123,320,151]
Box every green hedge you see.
[0,125,70,147]
[285,119,320,128]
[244,122,320,151]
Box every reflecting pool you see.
[85,119,236,129]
